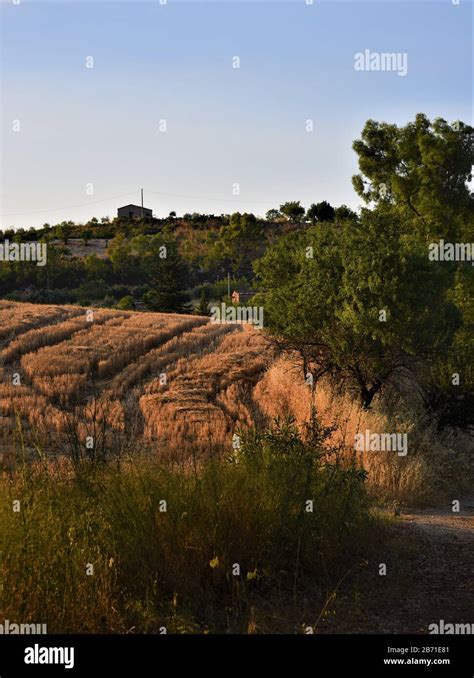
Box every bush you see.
[0,416,373,633]
[116,295,135,310]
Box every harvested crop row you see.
[139,327,272,449]
[0,308,128,364]
[0,302,83,343]
[0,304,275,462]
[19,312,169,379]
[107,322,236,399]
[17,313,208,406]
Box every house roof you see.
[118,204,152,210]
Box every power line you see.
[143,189,279,205]
[1,188,281,218]
[0,192,139,218]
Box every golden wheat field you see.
[1,300,469,501]
[0,301,282,463]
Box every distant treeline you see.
[0,202,357,312]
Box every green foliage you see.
[210,212,265,277]
[352,114,474,236]
[138,235,191,313]
[334,204,358,223]
[195,289,210,316]
[54,221,74,245]
[307,201,336,223]
[116,295,135,310]
[279,201,305,222]
[193,277,251,303]
[84,254,110,281]
[107,234,143,284]
[254,206,460,408]
[0,417,372,633]
[349,113,473,421]
[265,208,282,222]
[77,279,109,303]
[82,228,92,246]
[422,262,474,429]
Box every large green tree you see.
[352,114,474,237]
[255,207,460,409]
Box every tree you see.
[352,114,474,235]
[108,234,139,283]
[140,234,191,313]
[116,295,135,310]
[55,221,73,245]
[265,209,282,222]
[13,229,26,243]
[195,289,210,316]
[84,254,110,282]
[254,207,460,409]
[334,205,358,222]
[217,212,265,277]
[348,114,473,420]
[306,201,335,223]
[279,201,305,223]
[419,209,474,430]
[82,228,92,246]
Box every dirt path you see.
[322,497,474,633]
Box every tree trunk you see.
[360,379,382,410]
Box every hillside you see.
[0,301,274,464]
[1,300,471,501]
[1,301,473,636]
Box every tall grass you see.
[255,357,474,503]
[0,415,374,634]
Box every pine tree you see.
[142,238,191,313]
[195,289,210,316]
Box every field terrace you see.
[0,301,275,463]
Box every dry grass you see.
[0,303,274,465]
[0,301,80,342]
[1,302,469,501]
[139,325,271,456]
[0,416,374,633]
[254,356,474,503]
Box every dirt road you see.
[322,497,474,633]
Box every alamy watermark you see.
[429,620,474,634]
[0,240,47,267]
[0,619,47,634]
[354,49,408,77]
[210,302,264,329]
[354,429,408,456]
[429,240,474,265]
[24,644,74,670]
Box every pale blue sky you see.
[1,0,472,229]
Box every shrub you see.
[0,415,373,633]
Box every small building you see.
[117,204,153,219]
[231,290,255,304]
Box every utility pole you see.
[141,188,144,219]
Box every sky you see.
[0,0,472,230]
